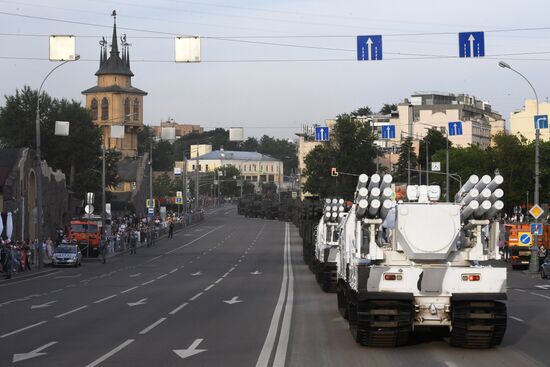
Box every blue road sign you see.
[531,223,543,236]
[315,127,329,142]
[459,32,485,58]
[520,233,531,245]
[381,125,396,139]
[534,114,549,129]
[448,121,463,136]
[357,35,383,61]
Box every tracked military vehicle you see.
[313,198,348,292]
[337,173,506,348]
[300,198,323,266]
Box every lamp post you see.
[499,60,541,272]
[35,55,79,269]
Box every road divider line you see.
[256,223,290,367]
[215,278,223,284]
[86,339,135,367]
[273,223,293,367]
[0,321,47,338]
[157,274,168,280]
[165,225,224,255]
[190,292,203,301]
[93,294,117,304]
[169,302,188,315]
[146,255,163,263]
[510,316,524,322]
[204,284,215,291]
[55,305,88,318]
[169,268,178,274]
[139,318,167,335]
[141,280,156,286]
[531,292,550,300]
[514,289,526,293]
[120,286,139,294]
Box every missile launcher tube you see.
[455,175,479,202]
[474,200,492,218]
[461,200,479,221]
[486,175,504,192]
[487,200,504,218]
[368,174,381,190]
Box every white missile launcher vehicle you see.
[313,198,349,292]
[336,173,507,348]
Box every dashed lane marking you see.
[157,274,168,280]
[93,295,117,304]
[141,280,156,286]
[531,292,550,300]
[85,339,135,367]
[139,318,167,335]
[204,284,215,291]
[189,292,203,301]
[55,305,88,318]
[510,316,524,322]
[169,268,178,274]
[0,321,47,338]
[120,286,139,294]
[169,302,188,315]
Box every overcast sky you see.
[1,0,550,139]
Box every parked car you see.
[541,258,550,279]
[52,245,82,267]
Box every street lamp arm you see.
[506,67,539,109]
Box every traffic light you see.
[331,167,338,177]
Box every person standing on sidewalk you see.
[99,231,107,264]
[130,227,138,254]
[2,243,13,279]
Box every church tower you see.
[82,11,147,158]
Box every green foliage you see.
[137,125,155,155]
[303,113,377,199]
[0,86,117,200]
[153,140,175,171]
[256,135,297,176]
[395,136,418,183]
[379,104,397,114]
[153,172,177,198]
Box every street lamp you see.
[499,60,541,272]
[35,54,79,269]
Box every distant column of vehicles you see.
[503,222,550,269]
[238,172,546,349]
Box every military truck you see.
[313,198,348,292]
[337,173,506,348]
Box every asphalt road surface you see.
[1,207,549,366]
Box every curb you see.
[0,268,58,283]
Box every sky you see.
[1,0,550,140]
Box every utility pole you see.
[149,141,153,220]
[445,129,450,202]
[195,147,199,211]
[183,155,188,213]
[425,137,429,185]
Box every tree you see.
[137,125,155,155]
[153,140,175,171]
[395,136,418,183]
[153,172,177,198]
[257,135,298,176]
[379,104,397,115]
[351,106,373,117]
[214,164,241,197]
[0,86,115,200]
[240,137,259,151]
[303,113,377,199]
[417,128,450,186]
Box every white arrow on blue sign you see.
[357,35,382,61]
[519,233,531,245]
[459,32,485,58]
[448,121,463,136]
[381,125,396,139]
[315,127,329,142]
[534,114,549,129]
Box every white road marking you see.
[510,316,524,322]
[215,278,223,284]
[65,284,76,288]
[86,339,135,367]
[129,273,142,278]
[157,274,168,280]
[535,285,550,290]
[50,289,64,293]
[141,280,156,286]
[0,321,47,338]
[165,226,224,255]
[31,300,57,310]
[146,255,163,263]
[224,296,243,305]
[0,271,58,288]
[55,305,88,318]
[169,268,178,274]
[173,338,207,360]
[139,318,167,335]
[94,295,118,304]
[514,288,527,293]
[127,298,148,307]
[169,302,188,315]
[531,292,550,300]
[222,272,229,278]
[12,341,58,363]
[120,286,139,294]
[54,274,81,279]
[190,292,203,301]
[256,223,292,367]
[204,284,215,291]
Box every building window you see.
[101,97,109,120]
[133,98,139,121]
[205,164,209,172]
[252,176,258,182]
[90,98,98,120]
[124,98,130,121]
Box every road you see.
[1,207,549,366]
